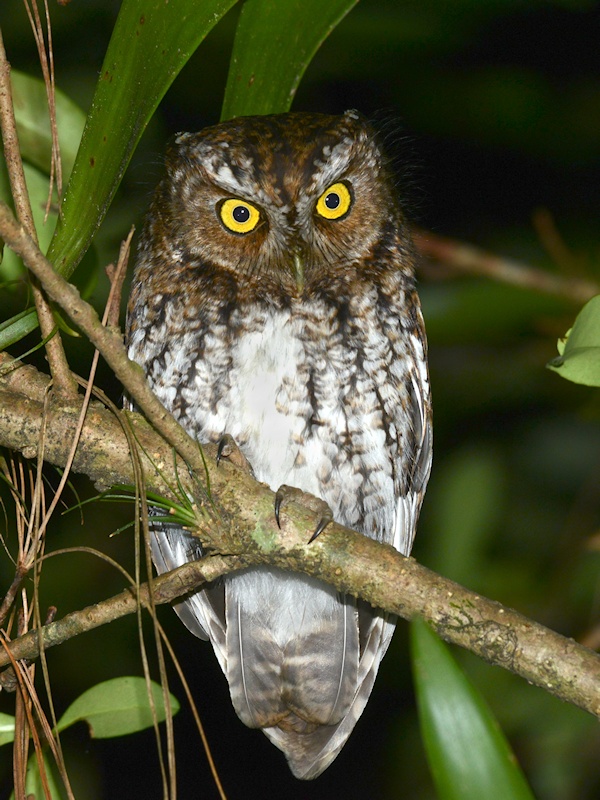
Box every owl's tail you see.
[225,567,395,779]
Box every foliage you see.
[411,619,534,800]
[1,678,179,799]
[0,0,599,799]
[548,295,600,387]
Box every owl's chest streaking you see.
[128,285,420,543]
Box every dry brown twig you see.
[23,0,63,204]
[0,351,598,719]
[412,226,600,305]
[0,24,76,399]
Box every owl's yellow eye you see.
[315,182,352,220]
[219,199,261,234]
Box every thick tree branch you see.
[0,359,598,719]
[0,196,598,720]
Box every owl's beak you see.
[292,251,305,293]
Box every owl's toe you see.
[216,434,255,476]
[274,484,333,543]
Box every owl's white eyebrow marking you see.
[195,146,292,213]
[300,137,356,203]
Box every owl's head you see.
[141,111,413,300]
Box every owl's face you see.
[145,111,409,300]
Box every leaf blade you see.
[0,712,15,746]
[221,0,358,119]
[410,618,535,800]
[55,676,180,739]
[47,0,238,279]
[547,295,600,386]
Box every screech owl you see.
[125,110,432,780]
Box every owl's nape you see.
[126,110,432,779]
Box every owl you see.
[125,110,432,780]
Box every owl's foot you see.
[274,485,333,543]
[216,434,255,476]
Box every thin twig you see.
[105,227,134,328]
[157,621,228,800]
[36,228,135,541]
[0,369,598,719]
[412,226,599,305]
[531,208,586,278]
[0,27,76,398]
[23,0,63,205]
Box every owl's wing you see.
[260,602,395,779]
[255,353,431,779]
[151,524,227,671]
[393,333,433,556]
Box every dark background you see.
[1,1,599,798]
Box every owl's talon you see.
[308,511,333,543]
[274,484,333,542]
[216,434,233,466]
[274,487,286,529]
[216,434,254,475]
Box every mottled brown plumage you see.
[126,111,432,779]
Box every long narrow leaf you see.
[410,618,535,800]
[47,0,237,280]
[221,0,358,120]
[10,70,86,178]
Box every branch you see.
[0,359,598,719]
[412,227,600,305]
[0,200,200,467]
[0,29,77,399]
[0,196,598,719]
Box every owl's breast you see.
[128,290,415,540]
[211,309,311,487]
[158,297,408,540]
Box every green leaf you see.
[47,0,238,280]
[410,618,535,800]
[547,295,600,386]
[221,0,358,119]
[9,752,63,800]
[0,309,38,349]
[0,712,15,746]
[55,676,180,739]
[0,160,61,349]
[10,70,86,179]
[0,162,58,285]
[425,447,505,585]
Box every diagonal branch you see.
[0,196,598,722]
[412,227,600,305]
[0,199,198,465]
[0,359,598,718]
